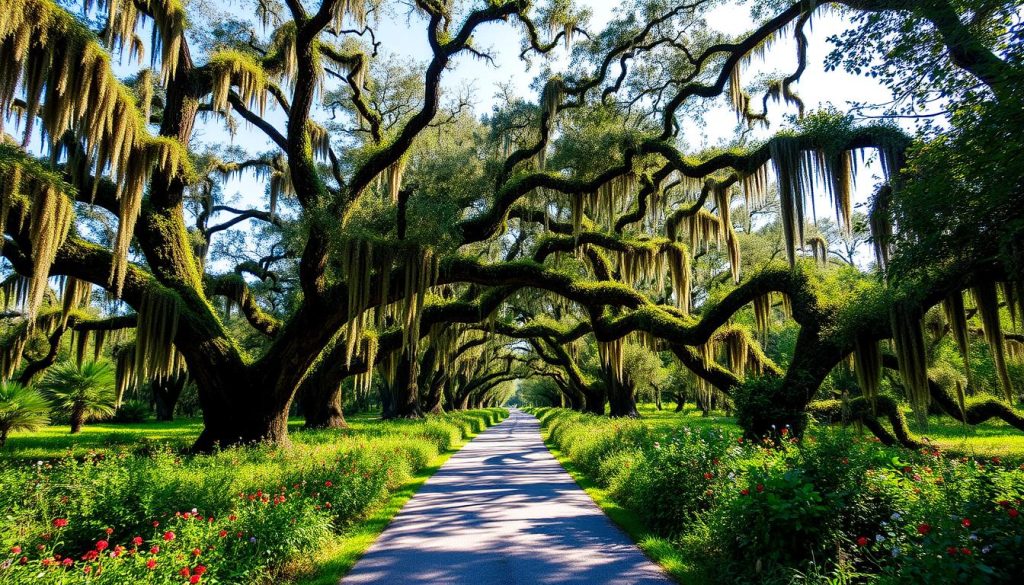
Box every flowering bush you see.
[612,427,731,535]
[537,408,1024,584]
[0,409,508,584]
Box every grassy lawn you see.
[631,402,1024,461]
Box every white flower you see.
[876,534,885,542]
[982,546,992,554]
[891,547,900,557]
[969,533,978,541]
[890,512,902,521]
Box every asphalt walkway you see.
[341,408,673,584]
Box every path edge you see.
[529,410,690,584]
[289,410,510,585]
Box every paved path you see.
[341,409,673,585]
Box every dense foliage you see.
[535,407,1024,583]
[0,409,507,583]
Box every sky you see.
[207,0,897,254]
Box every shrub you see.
[0,409,507,583]
[112,400,151,423]
[0,381,50,448]
[613,428,732,536]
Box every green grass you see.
[620,403,1024,460]
[1,418,203,459]
[910,414,1024,460]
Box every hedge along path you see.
[341,409,672,585]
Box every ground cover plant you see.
[0,408,507,584]
[533,406,1024,583]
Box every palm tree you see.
[0,381,50,447]
[41,361,116,434]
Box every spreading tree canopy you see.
[0,0,1021,448]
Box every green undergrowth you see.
[528,405,1024,584]
[0,408,508,584]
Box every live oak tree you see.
[0,0,1021,449]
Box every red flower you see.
[180,567,191,577]
[52,518,68,528]
[96,540,108,551]
[105,528,113,535]
[856,536,869,547]
[703,473,713,480]
[18,557,26,565]
[740,489,750,496]
[229,515,237,522]
[62,558,73,567]
[83,566,92,574]
[194,566,206,576]
[780,428,789,436]
[961,518,971,528]
[917,523,931,535]
[163,531,176,541]
[182,513,192,520]
[132,536,144,546]
[756,484,764,493]
[325,481,333,487]
[998,500,1011,507]
[190,576,202,584]
[192,548,201,556]
[150,546,160,554]
[947,546,958,555]
[737,437,744,444]
[1009,508,1019,518]
[218,530,228,538]
[10,546,21,554]
[153,521,160,527]
[146,559,157,570]
[961,548,972,555]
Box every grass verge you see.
[290,413,505,584]
[539,423,693,584]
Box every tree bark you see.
[607,377,640,418]
[152,375,187,422]
[386,352,423,419]
[70,404,85,434]
[299,363,347,430]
